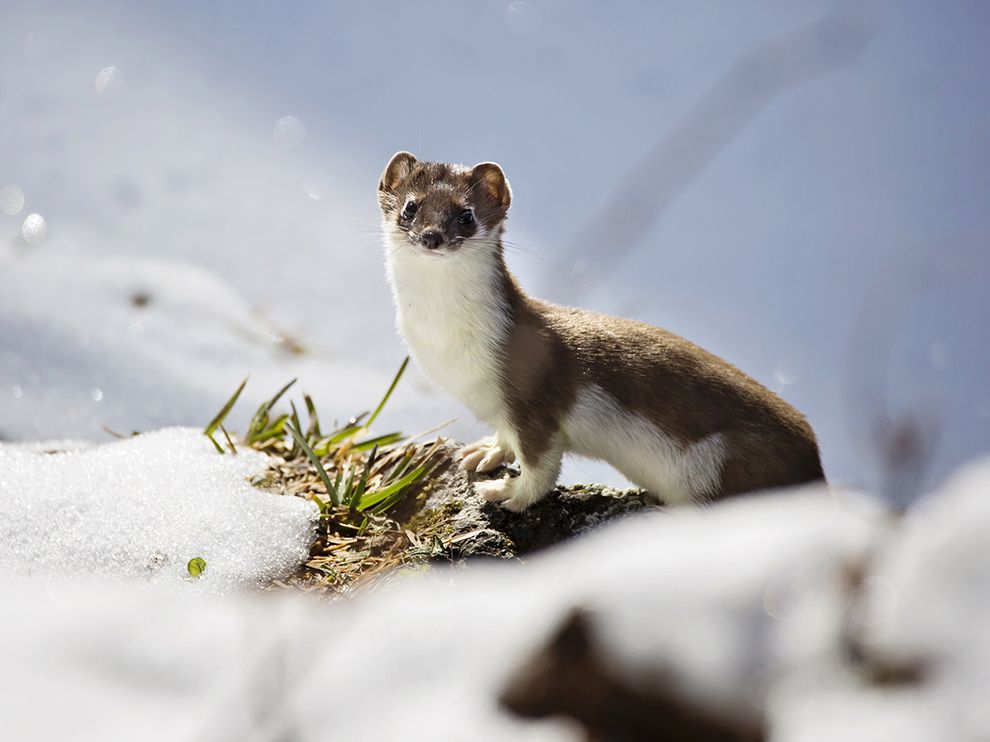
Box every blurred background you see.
[2,0,988,498]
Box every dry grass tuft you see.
[204,358,466,596]
[253,432,454,596]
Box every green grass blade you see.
[286,422,340,507]
[304,393,321,442]
[251,414,289,444]
[309,492,328,515]
[339,465,354,504]
[351,431,403,453]
[371,446,443,513]
[289,400,304,457]
[267,377,297,410]
[204,377,248,437]
[324,412,370,446]
[248,378,297,441]
[349,445,378,509]
[386,448,417,484]
[357,459,431,512]
[326,426,360,446]
[220,424,237,455]
[365,356,408,430]
[206,433,225,454]
[246,407,269,443]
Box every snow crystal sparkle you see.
[21,213,47,244]
[0,185,25,216]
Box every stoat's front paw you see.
[457,436,516,473]
[474,477,512,503]
[474,478,539,513]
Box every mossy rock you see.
[404,446,660,560]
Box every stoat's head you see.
[378,151,511,256]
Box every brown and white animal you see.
[378,152,824,512]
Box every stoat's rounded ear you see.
[380,151,417,193]
[471,162,512,213]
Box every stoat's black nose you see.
[421,231,443,250]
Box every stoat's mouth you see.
[407,237,463,256]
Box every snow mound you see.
[1,464,989,740]
[545,489,880,723]
[0,427,317,591]
[285,486,880,740]
[0,251,395,442]
[798,456,990,742]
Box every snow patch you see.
[0,427,317,591]
[2,465,990,739]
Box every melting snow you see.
[0,427,317,591]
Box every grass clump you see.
[203,357,451,595]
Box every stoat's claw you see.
[477,446,515,472]
[458,436,514,473]
[474,478,511,503]
[459,448,487,471]
[457,436,494,456]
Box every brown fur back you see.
[497,265,824,496]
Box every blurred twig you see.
[845,260,942,509]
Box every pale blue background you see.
[2,0,988,496]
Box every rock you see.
[402,447,660,560]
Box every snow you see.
[0,250,397,441]
[765,460,990,742]
[1,484,876,742]
[809,457,990,741]
[0,1,987,736]
[0,427,317,591]
[559,489,879,723]
[2,462,990,739]
[865,459,990,665]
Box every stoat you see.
[378,152,824,512]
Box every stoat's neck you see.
[383,231,516,424]
[385,232,517,322]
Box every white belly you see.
[385,239,509,425]
[401,311,504,422]
[563,385,726,504]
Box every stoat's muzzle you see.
[417,230,444,251]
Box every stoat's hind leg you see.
[476,441,563,513]
[457,433,516,473]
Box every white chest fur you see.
[384,235,509,425]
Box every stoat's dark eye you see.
[457,208,475,226]
[401,201,418,219]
